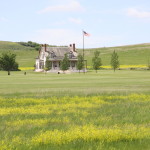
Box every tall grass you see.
[0,95,150,150]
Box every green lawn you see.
[0,70,150,97]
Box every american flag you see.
[83,31,90,36]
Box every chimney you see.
[70,44,72,47]
[39,45,43,54]
[73,43,75,52]
[44,44,47,52]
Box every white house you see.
[35,44,87,73]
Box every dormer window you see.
[68,51,74,58]
[51,51,56,58]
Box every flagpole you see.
[82,30,90,73]
[83,30,85,73]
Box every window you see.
[51,51,56,58]
[69,51,74,58]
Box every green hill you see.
[0,41,150,67]
[82,43,150,66]
[0,41,37,67]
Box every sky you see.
[1,0,150,48]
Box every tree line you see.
[18,41,68,51]
[92,50,120,72]
[45,50,120,73]
[0,50,119,75]
[18,41,41,51]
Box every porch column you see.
[70,61,71,70]
[37,63,39,69]
[56,61,59,70]
[75,61,77,70]
[52,61,54,69]
[58,61,60,70]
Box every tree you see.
[110,50,119,72]
[92,51,102,73]
[0,52,19,75]
[44,57,52,71]
[35,45,41,51]
[147,58,150,70]
[18,41,41,51]
[77,54,84,73]
[60,53,69,73]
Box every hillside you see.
[0,41,37,67]
[0,41,150,67]
[0,41,36,51]
[82,43,150,66]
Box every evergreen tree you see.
[110,50,119,72]
[0,52,19,75]
[60,53,69,73]
[45,57,52,71]
[92,51,102,73]
[77,54,84,73]
[148,58,150,70]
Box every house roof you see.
[41,46,77,59]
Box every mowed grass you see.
[0,70,150,97]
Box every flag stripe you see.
[83,31,90,36]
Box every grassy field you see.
[0,70,150,97]
[0,70,150,149]
[0,41,150,149]
[0,94,150,150]
[84,44,150,66]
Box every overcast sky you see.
[1,0,150,48]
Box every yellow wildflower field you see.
[19,65,148,71]
[19,67,34,70]
[0,94,150,150]
[87,65,148,69]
